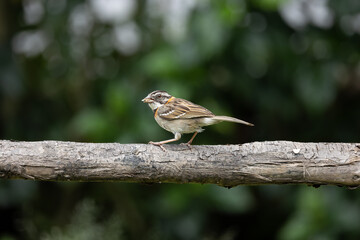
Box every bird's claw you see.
[149,141,166,151]
[180,142,193,150]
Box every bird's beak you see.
[142,97,153,103]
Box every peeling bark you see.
[1,140,360,188]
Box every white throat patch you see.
[148,102,163,111]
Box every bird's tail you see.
[212,116,254,126]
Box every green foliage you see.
[41,200,123,240]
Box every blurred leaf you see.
[41,199,123,240]
[192,8,228,58]
[69,108,114,141]
[104,82,131,118]
[208,186,254,213]
[278,187,329,240]
[140,47,180,77]
[253,0,288,10]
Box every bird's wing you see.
[157,98,214,120]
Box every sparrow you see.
[142,90,254,150]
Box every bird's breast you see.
[154,116,206,134]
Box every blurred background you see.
[1,0,360,239]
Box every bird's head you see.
[142,90,173,111]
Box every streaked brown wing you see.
[157,98,214,120]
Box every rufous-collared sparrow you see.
[142,90,253,150]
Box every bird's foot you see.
[149,141,166,152]
[180,142,193,150]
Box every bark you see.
[1,140,360,188]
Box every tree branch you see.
[1,140,360,187]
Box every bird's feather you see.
[212,116,254,126]
[157,98,215,120]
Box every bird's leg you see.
[187,131,198,145]
[180,131,199,150]
[149,133,181,151]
